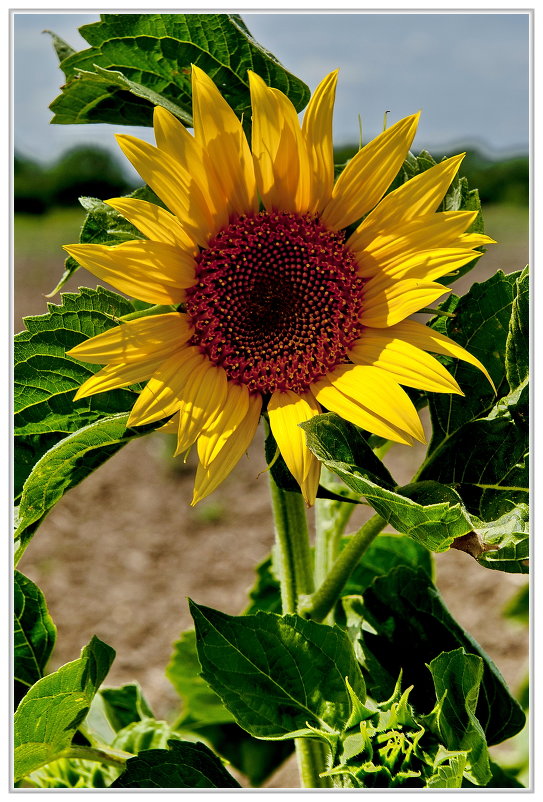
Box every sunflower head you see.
[64,66,494,506]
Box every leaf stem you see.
[60,744,132,769]
[301,513,386,623]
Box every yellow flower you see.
[64,66,494,506]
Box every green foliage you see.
[354,567,525,746]
[49,14,309,129]
[14,572,57,706]
[190,601,366,739]
[100,683,155,731]
[14,637,115,782]
[111,739,241,788]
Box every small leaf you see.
[505,266,529,391]
[426,751,468,788]
[111,739,240,788]
[190,601,366,739]
[14,636,115,782]
[14,571,57,705]
[100,683,155,731]
[427,649,491,786]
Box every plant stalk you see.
[268,475,329,788]
[301,513,386,623]
[60,744,132,769]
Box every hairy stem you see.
[269,475,329,788]
[301,513,386,623]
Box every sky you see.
[13,10,530,176]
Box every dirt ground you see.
[14,206,529,787]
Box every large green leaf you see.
[14,636,115,782]
[355,566,525,746]
[15,414,161,558]
[190,601,365,739]
[14,571,57,706]
[166,627,292,786]
[419,269,528,532]
[14,287,139,499]
[426,649,491,786]
[111,739,240,788]
[49,14,309,127]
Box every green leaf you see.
[427,649,491,785]
[244,555,282,615]
[49,14,309,128]
[475,505,529,574]
[14,636,115,782]
[111,720,181,755]
[44,30,76,70]
[15,414,162,558]
[426,751,468,788]
[166,630,235,728]
[111,739,241,788]
[166,628,292,786]
[342,533,432,598]
[100,683,154,731]
[14,287,138,498]
[355,566,525,746]
[14,571,57,705]
[190,601,365,739]
[418,269,529,547]
[505,265,529,391]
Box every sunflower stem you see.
[269,474,327,788]
[314,470,357,623]
[301,513,386,623]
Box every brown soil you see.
[15,212,529,788]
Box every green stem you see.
[268,477,314,612]
[60,744,131,769]
[269,475,328,788]
[301,513,386,623]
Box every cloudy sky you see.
[13,10,530,174]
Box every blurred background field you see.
[14,146,530,786]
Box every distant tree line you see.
[14,143,528,215]
[334,145,529,207]
[14,146,133,214]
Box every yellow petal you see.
[351,210,478,275]
[63,241,195,306]
[191,65,258,218]
[173,361,228,456]
[326,364,425,442]
[127,347,203,426]
[268,389,321,505]
[351,153,465,251]
[361,279,450,327]
[249,70,311,213]
[349,331,463,395]
[153,106,228,234]
[313,379,414,445]
[321,113,419,230]
[156,411,180,434]
[73,357,166,401]
[192,394,262,505]
[104,197,197,254]
[301,70,338,213]
[384,319,495,391]
[361,248,482,287]
[115,134,215,247]
[197,382,250,468]
[67,313,191,365]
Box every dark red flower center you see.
[186,211,366,394]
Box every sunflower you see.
[64,66,493,506]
